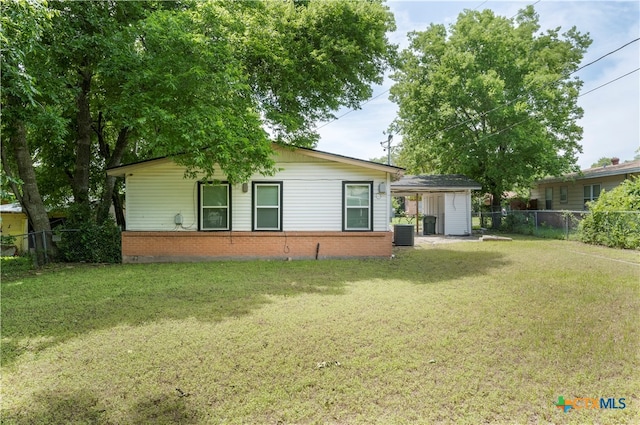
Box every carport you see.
[391,175,482,236]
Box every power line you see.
[408,37,640,140]
[575,38,640,74]
[579,68,639,97]
[313,10,638,140]
[314,89,390,131]
[473,1,488,11]
[462,67,640,144]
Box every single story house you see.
[530,159,640,211]
[391,175,482,236]
[107,144,404,262]
[0,203,67,255]
[0,203,29,254]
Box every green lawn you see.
[1,239,639,424]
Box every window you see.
[583,184,601,209]
[199,182,230,230]
[560,186,568,204]
[545,187,553,210]
[343,182,372,231]
[253,182,282,231]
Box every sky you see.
[314,0,640,170]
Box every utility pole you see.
[380,134,393,165]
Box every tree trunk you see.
[2,117,55,265]
[96,126,129,224]
[112,187,126,229]
[491,190,502,229]
[73,68,93,208]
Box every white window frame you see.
[253,182,282,231]
[199,182,230,231]
[343,182,373,231]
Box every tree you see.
[3,0,397,235]
[1,0,60,264]
[390,6,591,226]
[590,157,615,168]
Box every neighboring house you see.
[0,203,29,253]
[0,203,67,254]
[391,175,482,236]
[106,144,404,262]
[530,159,640,211]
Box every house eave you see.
[106,157,175,178]
[534,160,640,185]
[106,144,405,178]
[273,144,405,176]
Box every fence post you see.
[42,230,49,264]
[29,233,37,267]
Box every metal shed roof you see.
[391,174,482,194]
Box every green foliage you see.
[501,212,533,234]
[56,206,122,263]
[1,234,17,245]
[590,157,614,168]
[579,177,640,249]
[1,173,22,203]
[0,255,33,279]
[390,6,591,204]
[2,242,638,423]
[3,0,397,209]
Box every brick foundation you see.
[121,231,393,263]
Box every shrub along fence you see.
[1,226,122,266]
[475,210,640,246]
[579,210,640,249]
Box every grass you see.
[0,256,34,280]
[1,239,639,424]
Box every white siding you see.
[125,150,391,232]
[423,194,445,234]
[444,191,472,235]
[125,162,202,231]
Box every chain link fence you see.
[474,210,640,243]
[1,226,121,266]
[0,230,79,266]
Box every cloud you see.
[316,1,640,169]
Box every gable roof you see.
[391,174,482,194]
[106,143,404,178]
[535,159,640,184]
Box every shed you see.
[391,175,482,236]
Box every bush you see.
[1,255,34,278]
[579,177,640,249]
[501,212,533,234]
[56,206,122,263]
